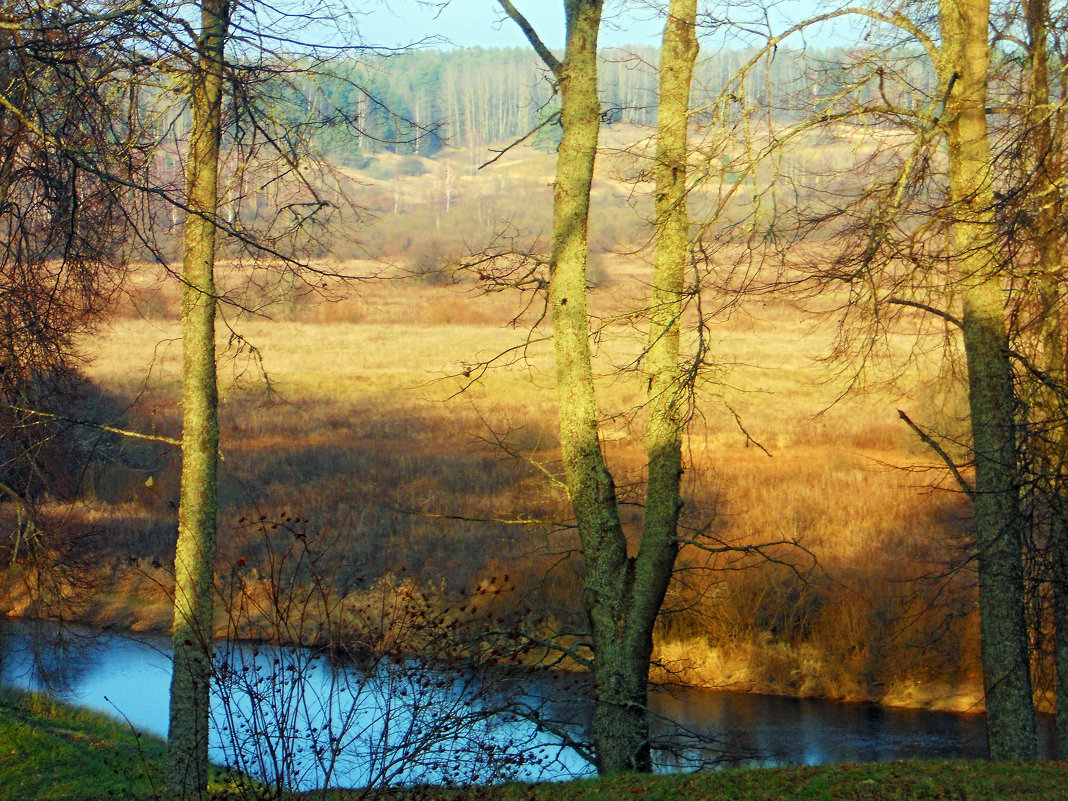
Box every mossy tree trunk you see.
[940,0,1038,760]
[600,0,698,774]
[500,0,697,774]
[1022,0,1068,758]
[167,0,229,795]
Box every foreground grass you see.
[428,761,1068,801]
[3,687,1065,801]
[0,687,166,801]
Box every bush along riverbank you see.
[3,686,1067,801]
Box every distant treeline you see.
[275,45,935,162]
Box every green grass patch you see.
[395,761,1068,801]
[0,687,261,800]
[0,686,167,800]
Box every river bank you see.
[0,559,988,719]
[2,686,1063,801]
[651,637,986,714]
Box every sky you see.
[356,1,657,50]
[355,0,859,52]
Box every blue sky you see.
[356,1,654,50]
[355,1,860,51]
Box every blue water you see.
[0,620,1052,789]
[0,620,587,789]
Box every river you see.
[0,620,1053,790]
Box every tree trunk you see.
[502,0,697,774]
[940,0,1038,760]
[602,0,698,773]
[540,1,637,772]
[1022,0,1068,758]
[167,0,229,795]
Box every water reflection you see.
[651,688,997,767]
[0,620,1056,790]
[0,620,587,789]
[209,639,590,789]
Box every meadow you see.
[0,130,991,713]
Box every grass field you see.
[0,687,167,801]
[0,248,985,712]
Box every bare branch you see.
[724,403,773,457]
[7,404,182,447]
[897,410,974,496]
[1009,348,1067,396]
[497,0,562,76]
[479,110,561,170]
[886,298,964,329]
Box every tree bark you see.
[940,0,1038,760]
[1022,0,1068,758]
[501,0,697,774]
[541,1,637,772]
[167,0,229,795]
[603,0,698,774]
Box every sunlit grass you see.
[64,253,985,710]
[0,687,167,801]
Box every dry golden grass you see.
[38,249,991,713]
[21,127,984,706]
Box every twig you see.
[7,404,182,447]
[725,403,772,456]
[479,111,561,170]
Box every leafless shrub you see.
[207,514,586,797]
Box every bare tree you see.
[0,2,146,571]
[737,0,1042,758]
[496,0,701,774]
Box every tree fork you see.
[500,0,698,774]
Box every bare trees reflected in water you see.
[7,614,1054,794]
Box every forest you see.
[275,44,931,161]
[0,0,1066,797]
